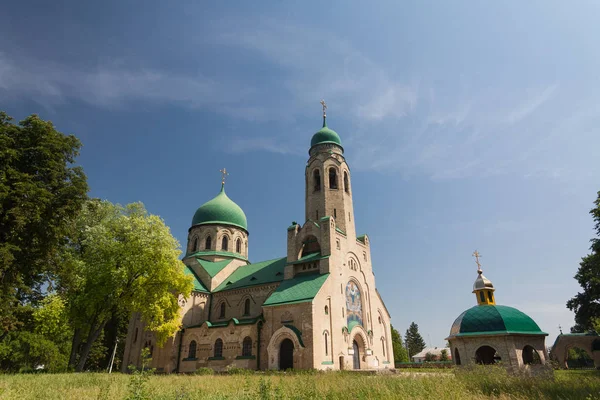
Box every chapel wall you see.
[210,284,278,322]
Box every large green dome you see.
[310,118,342,148]
[448,305,546,338]
[191,185,247,231]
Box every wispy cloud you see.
[505,84,558,125]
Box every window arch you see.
[188,340,197,359]
[219,302,226,319]
[242,337,252,357]
[522,345,541,365]
[329,167,338,189]
[236,238,242,253]
[205,236,212,250]
[381,338,386,357]
[313,169,321,191]
[214,338,223,358]
[221,236,228,251]
[244,298,251,316]
[324,305,329,315]
[193,237,198,252]
[454,348,461,365]
[344,171,349,193]
[324,332,329,355]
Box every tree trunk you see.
[75,320,107,372]
[68,328,82,369]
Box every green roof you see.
[184,265,209,293]
[192,185,248,230]
[448,305,547,338]
[214,257,287,292]
[263,273,329,307]
[310,117,342,149]
[187,315,264,329]
[184,250,248,262]
[196,258,233,278]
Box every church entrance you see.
[279,339,294,370]
[352,340,360,369]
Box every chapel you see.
[122,104,394,372]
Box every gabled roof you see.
[184,265,209,293]
[196,258,232,278]
[263,273,329,307]
[214,257,287,292]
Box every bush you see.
[194,367,214,375]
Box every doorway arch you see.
[352,340,361,369]
[279,339,294,370]
[475,345,500,365]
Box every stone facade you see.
[121,116,394,372]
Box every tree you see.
[424,352,435,362]
[390,325,409,363]
[567,191,600,331]
[440,349,449,361]
[0,112,88,337]
[65,200,193,371]
[405,322,426,358]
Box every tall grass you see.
[0,368,598,399]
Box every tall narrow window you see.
[193,237,198,252]
[382,338,386,357]
[219,302,226,318]
[325,333,329,355]
[188,340,197,359]
[236,238,242,253]
[329,168,338,189]
[214,339,223,358]
[334,208,337,218]
[344,171,349,193]
[222,236,228,251]
[324,305,329,315]
[479,292,485,303]
[205,236,212,250]
[244,298,251,316]
[242,337,252,357]
[313,169,321,191]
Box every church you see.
[122,103,394,372]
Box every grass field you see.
[0,368,599,399]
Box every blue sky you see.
[2,0,599,348]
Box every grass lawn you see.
[0,368,598,399]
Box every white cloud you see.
[505,84,558,125]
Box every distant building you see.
[411,347,451,363]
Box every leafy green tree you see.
[567,191,600,331]
[424,352,435,362]
[405,322,426,358]
[390,325,409,363]
[65,200,193,371]
[440,349,449,361]
[0,112,87,336]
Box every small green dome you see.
[310,117,342,148]
[192,185,247,231]
[448,305,546,338]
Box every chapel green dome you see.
[448,305,547,338]
[310,118,342,148]
[191,185,248,231]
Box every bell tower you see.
[305,101,356,239]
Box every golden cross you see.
[472,250,482,271]
[320,99,327,117]
[220,168,229,185]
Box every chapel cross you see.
[220,168,229,185]
[472,250,482,272]
[320,99,327,117]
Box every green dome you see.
[310,117,342,148]
[192,185,247,231]
[448,305,546,338]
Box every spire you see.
[320,99,327,127]
[471,250,496,305]
[220,168,229,190]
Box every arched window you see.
[313,169,321,191]
[488,292,493,302]
[344,171,349,193]
[324,305,329,315]
[242,337,252,357]
[236,238,242,253]
[193,237,198,252]
[219,302,226,319]
[329,168,338,189]
[205,236,212,250]
[214,338,223,358]
[475,345,500,365]
[381,338,386,357]
[244,298,251,316]
[479,292,485,303]
[222,236,228,251]
[324,332,329,355]
[454,348,461,365]
[522,345,541,365]
[188,340,197,359]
